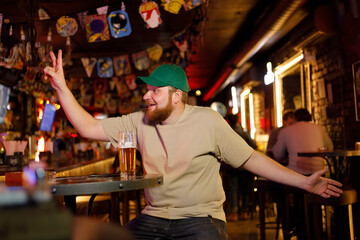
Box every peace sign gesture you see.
[44,50,67,92]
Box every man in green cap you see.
[44,50,342,240]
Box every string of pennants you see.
[0,0,206,78]
[0,0,207,114]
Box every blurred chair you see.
[305,187,357,240]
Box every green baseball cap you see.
[135,64,190,92]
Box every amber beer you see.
[118,131,136,179]
[118,147,136,178]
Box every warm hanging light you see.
[264,62,275,85]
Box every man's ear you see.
[173,90,182,104]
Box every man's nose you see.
[143,91,150,100]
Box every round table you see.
[50,174,163,224]
[50,174,163,196]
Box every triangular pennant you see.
[97,58,114,78]
[161,0,184,14]
[97,6,109,15]
[108,10,132,38]
[183,0,205,11]
[125,74,137,90]
[81,57,97,77]
[77,11,88,29]
[85,14,110,43]
[113,55,132,76]
[132,51,150,71]
[146,44,163,64]
[139,1,162,29]
[38,8,50,20]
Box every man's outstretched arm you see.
[243,151,343,198]
[44,50,107,141]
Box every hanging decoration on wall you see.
[85,14,110,43]
[146,44,163,65]
[77,11,88,29]
[108,3,132,38]
[132,51,150,71]
[113,55,132,76]
[183,0,205,11]
[56,16,78,66]
[96,6,108,15]
[161,0,184,14]
[56,16,78,38]
[38,8,50,20]
[125,74,137,90]
[173,34,189,59]
[94,78,107,108]
[139,1,162,29]
[81,57,97,77]
[97,57,113,78]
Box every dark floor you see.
[226,207,284,240]
[83,196,287,240]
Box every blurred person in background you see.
[271,108,333,239]
[224,113,257,221]
[272,108,333,175]
[266,109,296,165]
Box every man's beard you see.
[146,95,174,122]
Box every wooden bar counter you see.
[0,154,116,182]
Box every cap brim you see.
[135,76,168,87]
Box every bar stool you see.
[305,187,357,240]
[253,177,283,240]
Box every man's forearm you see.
[56,86,107,141]
[243,150,307,189]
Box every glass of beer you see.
[118,131,136,179]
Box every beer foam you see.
[124,142,135,148]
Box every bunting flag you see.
[139,1,162,29]
[161,0,184,14]
[125,74,137,90]
[108,10,132,38]
[97,58,113,78]
[132,51,150,71]
[85,14,110,43]
[97,6,109,15]
[146,44,163,64]
[113,55,132,76]
[77,11,88,29]
[183,0,204,11]
[38,8,50,20]
[173,36,189,59]
[94,78,107,108]
[81,57,97,77]
[56,16,78,37]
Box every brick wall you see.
[306,37,346,149]
[307,36,360,149]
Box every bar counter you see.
[0,155,116,182]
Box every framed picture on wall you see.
[352,60,360,121]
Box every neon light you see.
[240,89,250,129]
[274,52,304,127]
[249,93,255,139]
[231,86,239,114]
